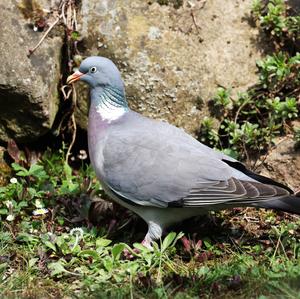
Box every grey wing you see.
[102,118,291,208]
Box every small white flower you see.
[10,177,18,184]
[70,227,84,238]
[35,199,43,209]
[6,214,15,221]
[32,208,49,216]
[5,201,13,208]
[77,149,88,160]
[70,227,84,251]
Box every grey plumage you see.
[67,56,300,247]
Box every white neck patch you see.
[96,102,126,122]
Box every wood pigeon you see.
[67,56,300,247]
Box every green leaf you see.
[16,233,39,244]
[43,240,57,252]
[80,250,99,260]
[28,258,38,268]
[161,232,176,252]
[103,258,113,272]
[48,261,67,276]
[133,243,151,252]
[96,238,112,248]
[63,162,73,181]
[11,163,29,176]
[71,31,81,41]
[0,208,8,215]
[203,238,212,249]
[17,201,28,209]
[112,243,126,260]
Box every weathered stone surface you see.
[258,137,300,191]
[75,0,265,133]
[0,0,62,142]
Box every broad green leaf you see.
[80,250,99,260]
[112,243,126,260]
[0,208,8,215]
[29,164,44,174]
[96,238,112,248]
[17,201,28,209]
[16,233,38,244]
[172,232,185,246]
[161,232,176,252]
[63,162,73,181]
[103,258,113,272]
[43,240,57,252]
[133,243,151,253]
[48,261,67,276]
[203,238,212,249]
[11,163,29,176]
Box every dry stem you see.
[28,15,61,57]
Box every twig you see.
[234,99,250,124]
[66,1,73,29]
[28,15,61,57]
[271,235,281,261]
[27,0,75,57]
[191,11,201,34]
[61,85,73,100]
[242,139,250,166]
[61,0,67,25]
[72,8,78,30]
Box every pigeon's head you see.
[67,56,124,90]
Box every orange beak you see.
[66,71,84,84]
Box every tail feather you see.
[254,194,300,215]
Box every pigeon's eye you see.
[90,67,97,73]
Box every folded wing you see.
[102,112,292,208]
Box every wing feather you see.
[181,178,290,207]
